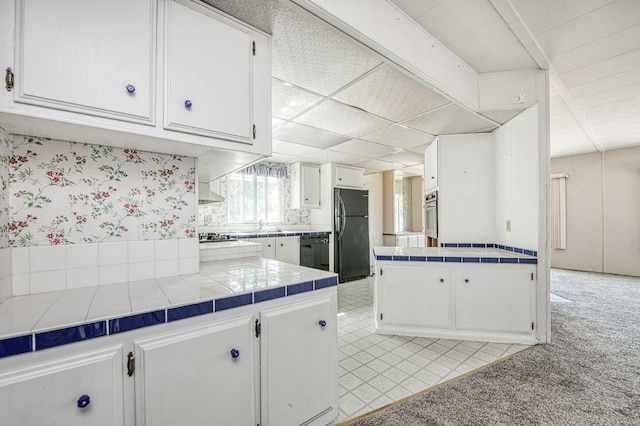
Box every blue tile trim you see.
[392,255,409,261]
[519,258,538,264]
[481,257,499,263]
[36,321,106,351]
[443,243,457,247]
[524,249,535,256]
[0,335,33,358]
[255,287,285,303]
[427,256,444,262]
[376,255,393,261]
[315,276,338,289]
[533,251,538,257]
[287,280,314,296]
[500,258,518,264]
[444,257,462,263]
[487,243,495,248]
[410,256,426,262]
[168,301,214,322]
[215,294,252,312]
[110,310,166,334]
[513,247,524,254]
[472,243,486,248]
[505,246,515,252]
[458,243,472,248]
[462,257,480,263]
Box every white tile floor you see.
[335,277,530,424]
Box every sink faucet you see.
[258,219,264,232]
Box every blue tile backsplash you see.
[0,335,32,357]
[36,322,107,351]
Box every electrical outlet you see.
[506,220,511,232]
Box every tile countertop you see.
[373,245,538,264]
[0,258,338,357]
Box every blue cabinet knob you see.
[77,394,91,408]
[184,99,193,109]
[126,84,135,94]
[230,348,240,359]
[464,279,470,283]
[319,320,327,327]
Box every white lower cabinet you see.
[377,264,452,329]
[375,262,536,343]
[455,267,534,334]
[0,288,338,426]
[134,315,256,426]
[0,346,125,426]
[248,236,300,265]
[260,295,337,426]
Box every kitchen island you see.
[0,257,338,426]
[374,244,538,345]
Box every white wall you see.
[494,106,539,251]
[364,173,383,272]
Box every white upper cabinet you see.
[165,0,253,142]
[0,0,271,160]
[334,164,364,189]
[290,162,321,209]
[424,138,438,192]
[14,0,155,123]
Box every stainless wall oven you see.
[424,191,438,240]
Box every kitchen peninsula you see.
[0,254,339,426]
[373,244,538,345]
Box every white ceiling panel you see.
[514,0,616,36]
[298,150,365,165]
[414,0,499,45]
[403,104,495,135]
[271,4,382,96]
[560,49,640,89]
[272,139,324,157]
[272,117,286,130]
[533,0,640,58]
[272,122,351,149]
[576,82,640,109]
[569,67,640,99]
[546,24,640,73]
[446,17,520,66]
[267,152,298,164]
[549,90,598,157]
[361,125,435,149]
[479,109,525,124]
[329,139,401,158]
[389,0,441,19]
[293,99,391,138]
[353,158,397,172]
[400,164,424,176]
[272,79,323,120]
[332,64,450,122]
[376,151,425,166]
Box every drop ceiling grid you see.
[331,64,451,122]
[377,150,425,166]
[353,158,398,172]
[293,99,392,138]
[272,139,325,157]
[402,103,496,135]
[360,125,436,150]
[297,150,366,165]
[328,139,402,158]
[272,79,324,120]
[272,122,351,149]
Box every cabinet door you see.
[248,237,276,259]
[396,236,408,247]
[417,235,426,247]
[455,267,534,333]
[378,264,452,328]
[134,315,256,426]
[16,0,155,123]
[335,165,364,188]
[0,346,125,426]
[424,140,438,191]
[275,236,300,265]
[302,164,321,208]
[165,0,252,142]
[260,294,338,426]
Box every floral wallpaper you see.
[198,170,311,228]
[4,134,195,246]
[0,127,9,249]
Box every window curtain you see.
[550,173,568,249]
[240,162,288,178]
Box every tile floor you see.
[334,277,530,424]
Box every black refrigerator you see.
[334,188,370,282]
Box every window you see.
[227,172,283,224]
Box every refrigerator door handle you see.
[338,193,347,239]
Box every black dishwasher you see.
[300,235,330,271]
